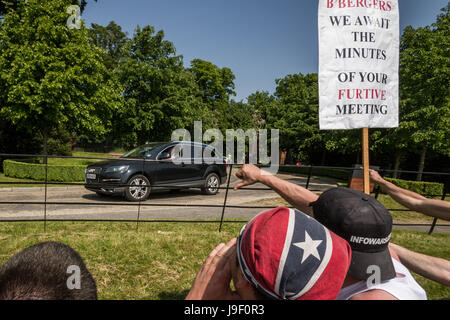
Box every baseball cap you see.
[310,187,396,281]
[237,207,352,300]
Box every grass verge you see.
[0,221,448,300]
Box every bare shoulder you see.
[350,289,398,300]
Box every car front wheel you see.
[125,175,151,201]
[202,173,220,195]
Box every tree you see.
[114,25,209,148]
[247,90,275,130]
[0,0,122,156]
[190,59,236,104]
[0,0,97,16]
[399,4,450,180]
[189,59,236,131]
[89,21,129,70]
[226,100,255,130]
[371,128,409,178]
[261,73,321,163]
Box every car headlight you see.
[104,165,129,173]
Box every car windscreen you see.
[121,143,165,158]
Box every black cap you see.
[310,187,396,281]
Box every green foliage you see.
[189,59,236,132]
[89,21,129,71]
[44,125,74,156]
[190,59,236,104]
[46,137,72,157]
[398,5,450,161]
[226,100,255,130]
[114,26,210,148]
[3,159,85,182]
[383,177,444,197]
[255,73,322,162]
[0,0,122,152]
[1,1,98,16]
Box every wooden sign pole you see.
[362,128,370,195]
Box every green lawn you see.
[0,221,448,300]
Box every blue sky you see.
[82,0,448,101]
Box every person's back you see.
[0,241,97,300]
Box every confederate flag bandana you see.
[237,207,352,300]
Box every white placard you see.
[318,0,399,130]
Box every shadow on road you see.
[82,188,218,203]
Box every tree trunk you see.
[393,150,402,179]
[416,146,427,181]
[320,149,327,166]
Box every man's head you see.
[0,241,97,300]
[310,187,396,281]
[233,207,352,300]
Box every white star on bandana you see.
[293,231,323,264]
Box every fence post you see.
[136,158,145,232]
[374,185,381,199]
[428,184,447,235]
[43,155,48,233]
[305,165,313,190]
[219,164,233,232]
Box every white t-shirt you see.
[337,258,427,300]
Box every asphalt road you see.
[0,170,337,221]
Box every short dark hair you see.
[0,242,97,300]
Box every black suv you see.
[85,141,228,201]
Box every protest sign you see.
[318,0,400,130]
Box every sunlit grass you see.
[0,221,448,300]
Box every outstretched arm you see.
[369,169,427,200]
[234,164,318,216]
[369,169,450,221]
[389,242,450,287]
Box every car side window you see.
[193,145,204,161]
[163,145,183,159]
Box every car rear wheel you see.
[125,175,151,202]
[202,173,220,195]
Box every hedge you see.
[3,159,85,182]
[277,166,444,196]
[384,178,444,197]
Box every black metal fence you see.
[0,153,449,234]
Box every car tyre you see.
[125,174,151,202]
[202,173,220,195]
